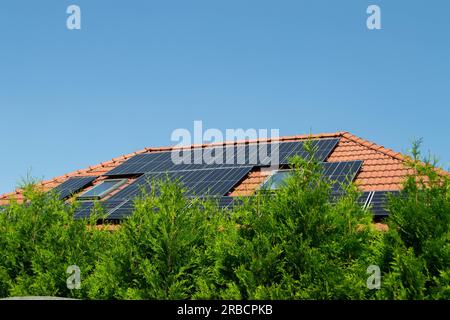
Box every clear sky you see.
[0,0,449,194]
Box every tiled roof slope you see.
[0,131,445,205]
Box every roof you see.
[0,131,438,205]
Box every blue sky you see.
[0,0,449,194]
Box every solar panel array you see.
[106,139,340,176]
[109,166,253,200]
[215,191,400,217]
[74,196,244,220]
[330,190,400,217]
[74,167,253,220]
[52,176,97,200]
[71,138,340,219]
[73,200,126,219]
[216,191,398,215]
[74,189,400,220]
[67,138,396,220]
[219,191,399,216]
[106,200,135,220]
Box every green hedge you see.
[0,146,448,299]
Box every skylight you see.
[261,170,292,190]
[78,179,126,200]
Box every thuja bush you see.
[375,142,450,299]
[193,156,379,299]
[0,184,110,299]
[85,180,228,299]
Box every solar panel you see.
[217,196,245,209]
[73,201,95,219]
[357,191,373,207]
[105,139,340,176]
[109,166,253,201]
[105,199,134,220]
[100,195,247,221]
[329,190,400,218]
[73,200,125,220]
[187,196,246,211]
[366,191,400,217]
[322,161,363,193]
[52,176,97,200]
[329,190,371,206]
[215,196,235,208]
[276,139,339,164]
[202,196,244,210]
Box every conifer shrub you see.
[0,142,448,299]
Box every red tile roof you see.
[1,131,447,205]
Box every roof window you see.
[78,179,126,200]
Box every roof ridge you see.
[341,132,405,161]
[143,131,343,151]
[340,132,450,178]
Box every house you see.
[0,131,423,221]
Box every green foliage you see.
[197,155,377,299]
[375,140,450,299]
[0,184,110,298]
[85,179,225,299]
[0,140,448,300]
